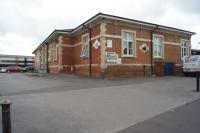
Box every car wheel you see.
[7,71,10,73]
[184,72,189,77]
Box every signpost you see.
[197,71,200,92]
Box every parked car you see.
[0,67,6,73]
[23,66,34,72]
[6,66,24,73]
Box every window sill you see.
[153,57,163,59]
[81,57,89,60]
[123,55,136,58]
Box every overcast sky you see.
[0,0,199,56]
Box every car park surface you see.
[0,73,199,133]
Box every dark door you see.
[164,62,174,75]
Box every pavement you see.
[0,73,200,133]
[118,98,200,133]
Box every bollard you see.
[0,99,12,133]
[197,72,200,92]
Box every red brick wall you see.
[62,47,73,65]
[61,24,101,77]
[164,44,181,64]
[47,22,191,78]
[103,23,191,77]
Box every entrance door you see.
[164,62,174,75]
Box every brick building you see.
[33,13,195,78]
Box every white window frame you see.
[181,39,190,58]
[48,48,51,62]
[80,33,90,58]
[153,34,164,58]
[121,30,136,57]
[50,49,53,62]
[53,43,57,61]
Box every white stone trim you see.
[175,64,182,66]
[74,64,99,67]
[59,34,183,48]
[107,63,152,66]
[103,34,122,39]
[49,65,58,68]
[136,38,151,42]
[50,63,182,68]
[61,64,100,67]
[91,35,101,40]
[62,65,71,67]
[59,44,74,47]
[164,42,181,46]
[74,42,82,47]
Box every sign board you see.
[107,39,112,48]
[106,52,117,62]
[116,58,122,64]
[93,39,101,49]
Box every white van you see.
[182,55,200,76]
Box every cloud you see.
[0,33,35,56]
[0,0,199,55]
[170,0,200,14]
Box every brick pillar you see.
[100,23,107,78]
[58,36,64,73]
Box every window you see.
[181,40,190,58]
[153,35,164,58]
[80,34,89,58]
[48,49,51,61]
[122,31,136,57]
[48,43,57,62]
[53,44,57,61]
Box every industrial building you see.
[0,54,34,68]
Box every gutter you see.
[150,25,159,76]
[83,24,92,77]
[89,27,92,77]
[46,44,49,73]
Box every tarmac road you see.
[118,98,200,133]
[0,73,200,133]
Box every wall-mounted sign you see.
[107,39,112,48]
[93,39,101,49]
[139,43,149,53]
[106,52,117,62]
[116,58,122,64]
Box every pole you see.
[150,26,158,76]
[0,99,12,133]
[197,72,200,92]
[89,28,92,77]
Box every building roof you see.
[33,13,195,53]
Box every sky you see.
[0,0,199,56]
